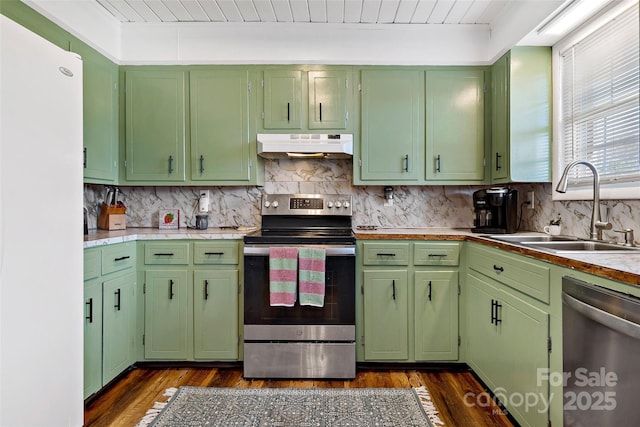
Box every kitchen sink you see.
[523,241,640,253]
[485,234,639,253]
[487,234,580,243]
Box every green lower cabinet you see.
[144,270,189,359]
[363,269,409,360]
[102,272,136,385]
[414,271,458,361]
[466,272,549,427]
[83,278,103,399]
[193,270,239,360]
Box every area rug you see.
[136,386,444,427]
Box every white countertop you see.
[83,226,256,248]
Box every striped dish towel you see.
[269,247,298,307]
[298,247,326,307]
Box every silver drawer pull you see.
[376,253,396,257]
[205,252,224,256]
[427,254,447,258]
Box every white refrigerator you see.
[1,15,83,426]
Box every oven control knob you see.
[327,201,334,208]
[343,201,350,208]
[272,201,279,208]
[335,201,342,208]
[264,201,271,208]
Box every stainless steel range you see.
[243,193,356,379]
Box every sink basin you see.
[485,234,639,253]
[524,241,640,253]
[487,234,580,243]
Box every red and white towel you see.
[269,247,298,307]
[298,247,326,307]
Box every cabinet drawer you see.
[84,248,101,281]
[413,242,460,266]
[361,243,410,266]
[468,244,550,304]
[144,242,190,265]
[102,242,135,275]
[193,241,239,265]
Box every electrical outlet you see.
[527,191,535,210]
[199,189,210,213]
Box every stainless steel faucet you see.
[555,160,612,241]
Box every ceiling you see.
[24,0,583,64]
[94,0,511,25]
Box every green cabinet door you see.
[73,42,118,183]
[193,270,239,360]
[491,47,552,183]
[363,269,408,360]
[263,70,302,129]
[414,271,459,361]
[491,54,509,181]
[124,70,186,181]
[83,278,103,399]
[144,269,188,359]
[308,70,348,130]
[360,70,423,182]
[466,272,549,427]
[190,70,250,181]
[466,273,505,389]
[102,272,136,385]
[426,69,485,181]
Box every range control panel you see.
[262,194,352,216]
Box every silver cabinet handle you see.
[168,155,174,174]
[199,155,204,174]
[404,154,409,172]
[436,154,441,173]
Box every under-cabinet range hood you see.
[257,134,353,159]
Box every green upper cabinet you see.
[190,69,250,181]
[358,69,424,182]
[124,69,186,182]
[74,43,119,184]
[426,69,485,182]
[308,70,349,130]
[260,67,352,132]
[262,70,303,129]
[491,47,552,183]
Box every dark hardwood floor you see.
[84,367,515,426]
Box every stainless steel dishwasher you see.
[562,276,640,427]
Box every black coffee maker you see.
[471,187,518,234]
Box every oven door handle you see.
[244,246,356,256]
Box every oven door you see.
[243,245,356,327]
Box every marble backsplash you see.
[84,158,640,243]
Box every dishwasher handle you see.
[562,292,640,340]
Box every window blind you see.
[560,5,639,187]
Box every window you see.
[553,3,639,200]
